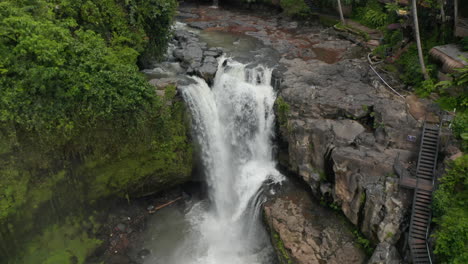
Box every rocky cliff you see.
[273,57,422,263]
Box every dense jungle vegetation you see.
[0,0,194,263]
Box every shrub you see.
[433,155,468,264]
[461,37,468,51]
[280,0,311,18]
[353,0,388,28]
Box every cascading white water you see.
[175,57,283,264]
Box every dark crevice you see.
[323,146,335,185]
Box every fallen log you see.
[148,196,183,214]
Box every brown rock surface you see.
[264,183,366,264]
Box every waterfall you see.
[212,0,219,8]
[176,57,283,264]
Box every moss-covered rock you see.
[0,87,193,263]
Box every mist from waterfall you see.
[171,57,283,264]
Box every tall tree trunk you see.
[337,0,346,25]
[412,0,430,80]
[440,0,446,22]
[455,0,458,32]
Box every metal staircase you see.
[399,122,441,264]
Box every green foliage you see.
[433,155,468,264]
[280,0,311,18]
[353,0,388,28]
[0,0,177,143]
[461,37,468,51]
[319,15,339,27]
[360,192,366,204]
[353,230,374,255]
[451,112,468,151]
[335,22,370,41]
[20,215,102,264]
[276,96,290,129]
[272,232,296,264]
[437,62,468,111]
[397,44,436,90]
[0,0,190,262]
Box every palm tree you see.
[337,0,346,25]
[412,0,430,80]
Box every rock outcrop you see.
[172,28,223,84]
[275,57,418,262]
[264,182,367,264]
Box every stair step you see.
[421,146,437,151]
[415,200,431,206]
[414,259,430,262]
[414,211,430,218]
[415,202,430,208]
[411,234,426,240]
[419,161,434,166]
[416,197,432,204]
[413,249,429,254]
[424,132,439,137]
[419,160,435,166]
[417,190,432,196]
[411,233,426,239]
[411,245,427,251]
[412,223,428,230]
[417,172,434,178]
[420,153,435,159]
[418,166,434,172]
[414,206,431,213]
[417,169,433,174]
[424,129,439,134]
[413,218,429,224]
[423,136,438,141]
[417,191,432,197]
[413,227,428,233]
[418,176,433,181]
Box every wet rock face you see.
[172,29,223,83]
[264,188,366,264]
[277,57,417,252]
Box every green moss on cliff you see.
[275,96,290,130]
[20,215,102,264]
[273,232,295,264]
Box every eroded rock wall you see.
[276,58,418,261]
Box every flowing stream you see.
[140,58,283,264]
